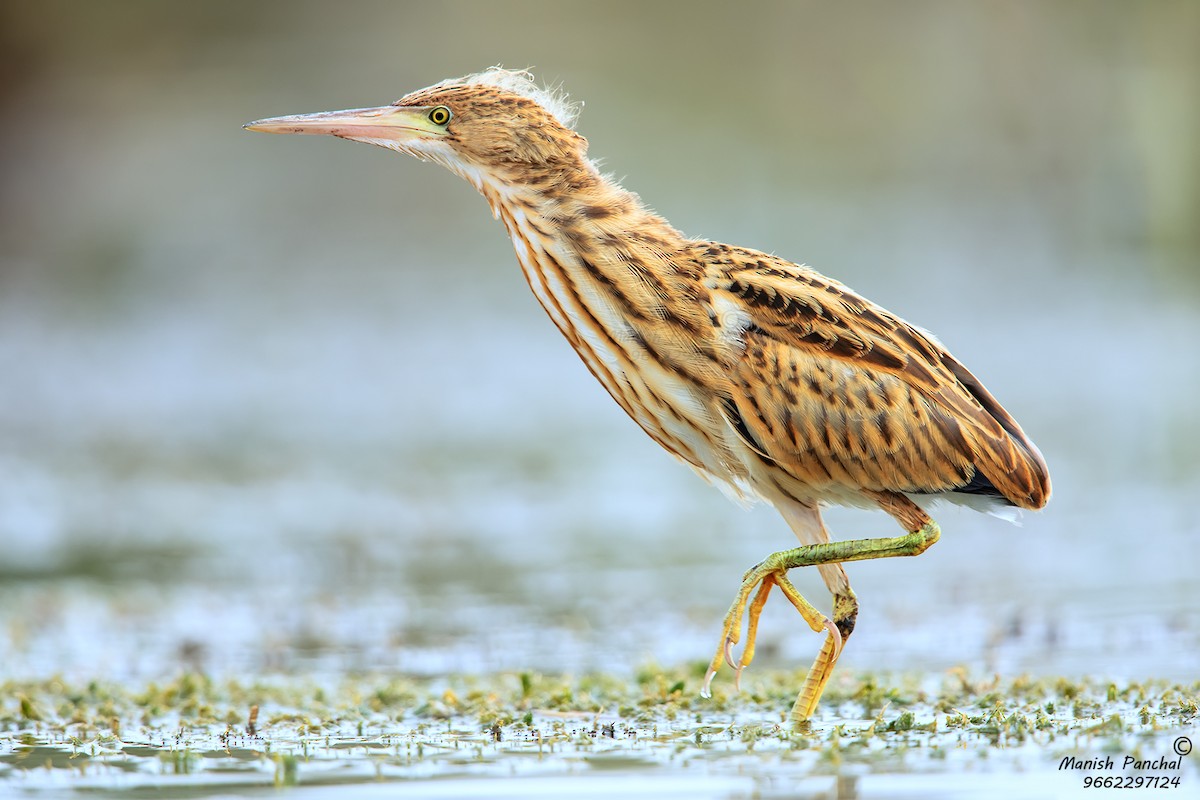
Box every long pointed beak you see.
[244,105,444,141]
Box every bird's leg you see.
[790,588,859,718]
[702,563,838,700]
[713,570,836,691]
[702,519,940,724]
[722,569,837,691]
[777,573,844,721]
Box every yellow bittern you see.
[246,69,1050,724]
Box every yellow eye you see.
[428,106,451,125]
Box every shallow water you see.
[2,671,1197,798]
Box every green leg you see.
[702,520,941,723]
[766,520,941,570]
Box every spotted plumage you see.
[247,68,1051,723]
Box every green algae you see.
[0,670,1196,794]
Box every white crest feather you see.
[438,67,581,129]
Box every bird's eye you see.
[428,106,452,125]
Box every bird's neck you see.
[464,157,738,485]
[475,159,683,248]
[467,157,718,409]
[470,160,694,321]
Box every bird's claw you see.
[823,618,843,660]
[703,565,843,708]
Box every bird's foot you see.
[701,554,840,700]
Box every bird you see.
[245,68,1051,724]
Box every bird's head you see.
[245,68,588,187]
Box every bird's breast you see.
[502,215,752,497]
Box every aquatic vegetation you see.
[0,670,1195,794]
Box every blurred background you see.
[1,1,1197,688]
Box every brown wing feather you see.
[703,246,1050,510]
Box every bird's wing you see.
[700,244,1050,509]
